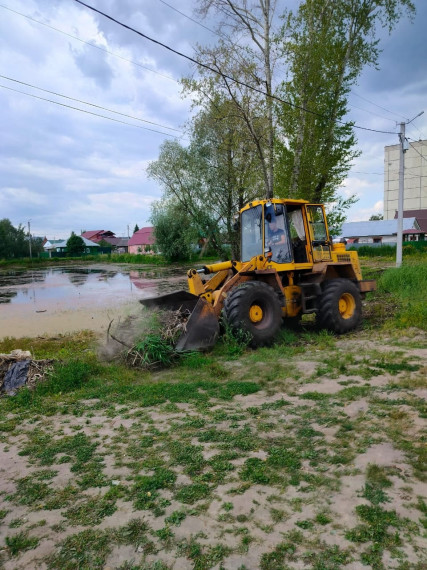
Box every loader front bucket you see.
[140,292,219,352]
[140,290,200,312]
[175,297,219,352]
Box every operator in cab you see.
[267,218,286,248]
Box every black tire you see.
[317,279,362,334]
[223,281,282,347]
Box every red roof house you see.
[128,227,156,254]
[81,230,116,243]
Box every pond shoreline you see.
[0,263,188,339]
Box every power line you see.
[156,0,406,130]
[0,3,177,83]
[74,0,398,136]
[408,141,427,165]
[350,90,409,122]
[347,102,396,124]
[0,84,183,137]
[157,0,219,37]
[0,74,182,133]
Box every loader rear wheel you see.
[317,279,362,334]
[224,281,282,347]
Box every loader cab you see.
[240,199,332,266]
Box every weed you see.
[36,360,101,395]
[240,458,270,485]
[270,508,288,523]
[260,541,297,569]
[115,519,150,547]
[132,333,176,368]
[11,475,50,507]
[165,510,187,526]
[217,318,252,358]
[132,468,176,510]
[175,483,211,504]
[47,528,112,569]
[302,543,353,569]
[295,519,314,529]
[64,495,117,526]
[6,531,39,556]
[168,441,206,476]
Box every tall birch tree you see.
[194,0,278,199]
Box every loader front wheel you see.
[317,279,362,334]
[224,281,282,347]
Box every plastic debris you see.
[3,360,30,395]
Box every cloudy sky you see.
[1,0,426,239]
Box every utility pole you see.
[28,220,32,260]
[396,111,424,268]
[396,122,406,268]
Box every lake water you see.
[0,264,189,338]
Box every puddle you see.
[0,264,188,339]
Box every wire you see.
[0,74,182,133]
[0,3,177,83]
[157,0,219,37]
[408,142,427,164]
[0,84,183,137]
[74,0,398,136]
[350,90,409,122]
[347,102,396,123]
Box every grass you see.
[378,262,427,330]
[0,254,426,568]
[5,531,39,556]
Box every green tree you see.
[148,96,262,258]
[369,213,384,221]
[133,224,140,234]
[150,200,199,262]
[275,0,415,209]
[66,233,85,257]
[0,218,27,259]
[194,0,278,199]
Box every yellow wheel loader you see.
[141,199,376,351]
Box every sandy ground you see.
[0,334,426,569]
[0,300,143,339]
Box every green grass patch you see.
[47,528,112,569]
[5,531,39,556]
[379,262,427,330]
[64,495,117,526]
[175,483,211,504]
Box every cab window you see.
[241,205,262,262]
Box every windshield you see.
[241,205,262,262]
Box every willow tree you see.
[275,0,415,209]
[148,95,263,257]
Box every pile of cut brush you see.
[0,350,55,396]
[107,308,192,370]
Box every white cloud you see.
[1,0,426,238]
[0,186,47,206]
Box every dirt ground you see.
[0,328,426,569]
[0,300,142,339]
